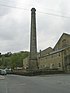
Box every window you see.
[59,53,60,56]
[64,50,66,55]
[62,39,67,48]
[52,64,54,67]
[59,63,61,67]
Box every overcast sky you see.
[0,0,70,54]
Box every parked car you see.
[0,69,2,75]
[0,69,7,75]
[5,68,12,74]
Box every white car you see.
[0,69,7,75]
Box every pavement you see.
[0,74,70,93]
[0,75,5,80]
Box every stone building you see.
[38,33,70,71]
[23,33,70,72]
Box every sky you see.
[0,0,70,54]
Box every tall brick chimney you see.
[29,8,38,70]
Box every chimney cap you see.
[31,8,36,12]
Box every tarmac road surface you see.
[0,75,5,80]
[0,74,70,93]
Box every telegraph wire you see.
[0,0,65,14]
[0,0,70,16]
[0,0,24,4]
[0,3,29,11]
[37,11,70,18]
[0,3,70,19]
[0,0,70,15]
[0,0,32,7]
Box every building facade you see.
[23,33,70,72]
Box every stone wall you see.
[54,33,70,51]
[38,51,63,71]
[23,57,29,69]
[23,33,70,72]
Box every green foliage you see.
[4,52,12,57]
[0,51,29,69]
[0,58,2,66]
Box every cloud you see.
[0,0,70,53]
[0,0,16,16]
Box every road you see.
[0,74,70,93]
